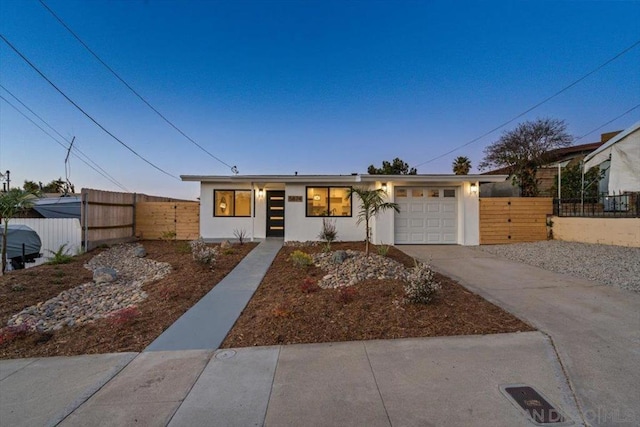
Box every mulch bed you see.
[0,240,257,359]
[222,242,534,347]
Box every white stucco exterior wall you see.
[200,183,261,240]
[460,181,480,245]
[284,184,364,242]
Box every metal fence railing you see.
[553,193,639,218]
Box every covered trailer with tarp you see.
[0,224,42,270]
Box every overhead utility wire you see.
[413,39,640,168]
[0,84,129,190]
[39,0,238,173]
[572,103,640,143]
[0,94,130,191]
[0,34,179,180]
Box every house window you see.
[306,187,352,217]
[214,190,251,217]
[443,189,456,198]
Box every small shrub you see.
[223,248,235,255]
[0,324,30,346]
[318,218,338,251]
[376,243,390,257]
[290,250,313,268]
[272,303,292,318]
[161,230,177,241]
[336,286,358,303]
[176,241,192,254]
[299,277,320,293]
[47,244,74,265]
[404,262,441,304]
[233,229,247,245]
[107,306,140,325]
[11,283,25,292]
[189,238,218,265]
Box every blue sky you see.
[1,0,639,199]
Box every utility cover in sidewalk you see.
[500,384,573,426]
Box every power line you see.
[0,83,129,190]
[39,0,238,173]
[0,33,179,180]
[0,93,130,191]
[573,104,640,143]
[414,39,640,168]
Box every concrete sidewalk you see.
[400,245,640,427]
[1,332,581,427]
[145,238,283,351]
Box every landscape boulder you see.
[94,267,118,284]
[134,246,147,258]
[332,250,347,264]
[220,240,232,249]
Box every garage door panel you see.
[410,203,424,213]
[395,186,458,245]
[410,218,424,227]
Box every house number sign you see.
[288,196,303,202]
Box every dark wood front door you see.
[266,191,285,237]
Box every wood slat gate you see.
[480,198,553,244]
[135,202,199,240]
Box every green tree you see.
[368,158,417,175]
[452,156,472,175]
[23,180,40,192]
[0,188,40,273]
[479,118,573,197]
[41,178,66,193]
[347,187,399,255]
[550,163,603,199]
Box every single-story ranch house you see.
[181,174,508,245]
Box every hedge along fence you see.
[479,197,553,245]
[135,202,199,240]
[81,188,197,250]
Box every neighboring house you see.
[584,120,640,195]
[181,174,507,245]
[480,131,621,197]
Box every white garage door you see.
[394,187,458,244]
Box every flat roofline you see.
[181,174,508,183]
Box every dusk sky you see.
[1,0,639,200]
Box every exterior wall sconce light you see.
[470,183,478,195]
[381,183,388,193]
[258,188,264,198]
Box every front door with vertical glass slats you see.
[266,191,285,237]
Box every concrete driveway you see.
[399,245,640,427]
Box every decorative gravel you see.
[7,244,172,332]
[476,241,640,292]
[313,250,408,288]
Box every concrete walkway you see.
[145,238,283,351]
[399,245,640,427]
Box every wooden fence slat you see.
[479,197,553,245]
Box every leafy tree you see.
[347,187,399,255]
[479,118,573,197]
[368,158,417,175]
[23,180,40,192]
[550,163,603,199]
[41,178,67,193]
[0,188,40,273]
[452,156,471,175]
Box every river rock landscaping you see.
[0,240,257,358]
[222,242,534,348]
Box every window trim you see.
[213,189,253,217]
[305,186,353,217]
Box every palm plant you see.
[0,188,39,273]
[347,187,399,255]
[452,156,472,175]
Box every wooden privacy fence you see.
[81,188,197,249]
[479,197,553,244]
[135,202,199,240]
